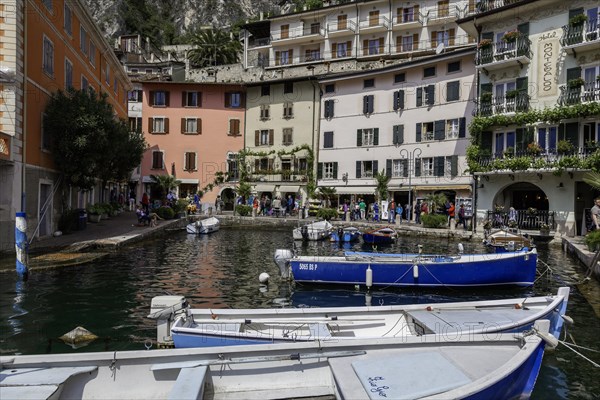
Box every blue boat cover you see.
[352,351,471,399]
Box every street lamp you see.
[398,147,422,221]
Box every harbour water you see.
[1,227,599,399]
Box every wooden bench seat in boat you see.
[151,362,208,400]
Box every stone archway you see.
[493,182,549,211]
[220,187,236,211]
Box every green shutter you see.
[480,131,493,151]
[516,77,528,93]
[373,160,378,175]
[459,118,466,138]
[434,156,445,177]
[374,128,379,145]
[386,159,392,178]
[434,120,445,140]
[414,158,421,176]
[398,125,404,144]
[481,32,494,41]
[416,87,423,106]
[426,85,435,105]
[402,159,408,177]
[566,67,582,82]
[451,155,458,177]
[333,162,338,179]
[565,122,579,146]
[356,161,361,178]
[317,163,323,179]
[416,123,422,142]
[517,22,529,36]
[357,129,362,147]
[568,8,583,19]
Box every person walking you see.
[415,201,422,224]
[396,203,403,224]
[457,203,467,230]
[447,202,455,228]
[590,197,600,231]
[141,192,149,214]
[388,199,396,223]
[359,198,366,220]
[129,189,136,211]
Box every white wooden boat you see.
[484,229,534,253]
[186,217,220,234]
[0,321,557,400]
[150,287,569,349]
[292,220,333,241]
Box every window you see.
[81,75,89,90]
[64,3,72,35]
[324,100,334,119]
[130,68,139,74]
[323,162,336,179]
[369,10,380,26]
[537,126,557,153]
[229,119,241,136]
[337,14,348,30]
[323,131,334,148]
[310,22,321,35]
[225,92,243,108]
[227,153,239,180]
[284,82,294,94]
[255,158,272,171]
[105,64,110,84]
[357,128,379,146]
[42,0,52,11]
[356,160,377,178]
[446,81,460,102]
[420,158,434,176]
[261,85,270,96]
[333,41,351,58]
[394,73,406,83]
[417,122,434,141]
[280,24,290,39]
[494,81,517,113]
[362,95,374,114]
[438,0,449,17]
[447,61,461,73]
[152,151,164,169]
[89,41,96,66]
[257,129,272,146]
[393,90,405,111]
[113,77,118,93]
[364,78,375,88]
[41,113,51,151]
[183,91,201,107]
[423,66,436,78]
[184,152,196,171]
[398,34,418,52]
[446,119,460,139]
[260,104,270,120]
[392,159,408,177]
[276,49,293,65]
[325,84,335,93]
[129,117,142,132]
[145,69,153,74]
[42,36,54,76]
[182,118,201,134]
[150,117,168,134]
[283,102,293,118]
[128,90,143,102]
[417,85,435,106]
[368,39,381,55]
[392,125,404,144]
[282,128,293,145]
[494,131,516,157]
[432,29,455,47]
[65,59,73,89]
[151,91,169,107]
[80,27,88,55]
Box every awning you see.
[278,185,300,193]
[254,184,276,192]
[178,178,199,184]
[334,187,376,195]
[142,176,154,183]
[413,185,472,191]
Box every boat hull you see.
[289,250,538,287]
[186,217,220,234]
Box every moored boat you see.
[186,217,220,234]
[484,228,534,253]
[362,227,397,244]
[330,226,361,242]
[0,321,558,400]
[292,220,333,241]
[150,287,569,349]
[274,247,538,287]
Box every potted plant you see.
[527,142,543,156]
[585,230,600,252]
[557,139,575,155]
[568,14,587,26]
[480,92,493,103]
[503,146,515,158]
[505,89,520,99]
[539,223,550,235]
[501,30,521,43]
[87,204,103,223]
[526,207,537,216]
[478,39,493,49]
[567,77,585,88]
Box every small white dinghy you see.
[186,217,220,234]
[0,320,557,400]
[292,220,333,240]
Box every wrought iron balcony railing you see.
[486,210,555,230]
[474,92,529,116]
[559,82,600,106]
[476,37,531,66]
[560,19,599,47]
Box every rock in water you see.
[59,326,98,349]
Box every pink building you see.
[140,82,245,210]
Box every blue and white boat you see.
[274,247,538,288]
[362,227,397,244]
[330,226,361,243]
[150,287,569,349]
[0,320,559,400]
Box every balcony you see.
[327,20,356,38]
[561,19,599,55]
[475,92,529,116]
[392,35,471,57]
[486,210,555,231]
[559,82,600,106]
[476,37,531,71]
[392,13,422,29]
[271,25,325,44]
[470,0,525,15]
[358,15,389,33]
[423,6,459,25]
[247,37,271,49]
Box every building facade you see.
[0,0,130,252]
[458,0,600,236]
[140,82,245,210]
[318,48,476,216]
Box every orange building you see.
[140,82,245,210]
[0,0,131,251]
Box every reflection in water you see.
[0,227,598,398]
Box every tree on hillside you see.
[44,89,146,191]
[187,29,241,67]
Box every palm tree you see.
[317,186,337,207]
[584,171,600,190]
[424,193,448,214]
[187,29,241,68]
[150,174,181,201]
[374,170,391,202]
[235,181,252,203]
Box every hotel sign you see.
[537,30,559,97]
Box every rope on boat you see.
[556,340,600,368]
[534,260,553,285]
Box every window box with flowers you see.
[568,77,585,89]
[505,89,520,99]
[527,142,543,156]
[480,92,493,103]
[568,14,587,26]
[478,39,493,49]
[501,30,521,43]
[557,140,575,155]
[539,223,550,235]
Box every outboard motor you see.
[301,225,309,240]
[337,228,344,242]
[148,295,188,348]
[274,249,294,279]
[506,241,516,252]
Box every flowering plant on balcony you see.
[568,77,585,88]
[505,89,520,99]
[539,223,550,230]
[527,142,543,155]
[526,207,537,216]
[501,30,521,43]
[507,220,518,228]
[568,14,587,26]
[478,39,493,48]
[557,139,575,155]
[480,92,493,102]
[494,204,505,212]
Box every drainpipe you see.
[472,21,482,234]
[310,78,321,201]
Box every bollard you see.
[15,212,29,279]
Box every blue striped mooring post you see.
[15,212,29,279]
